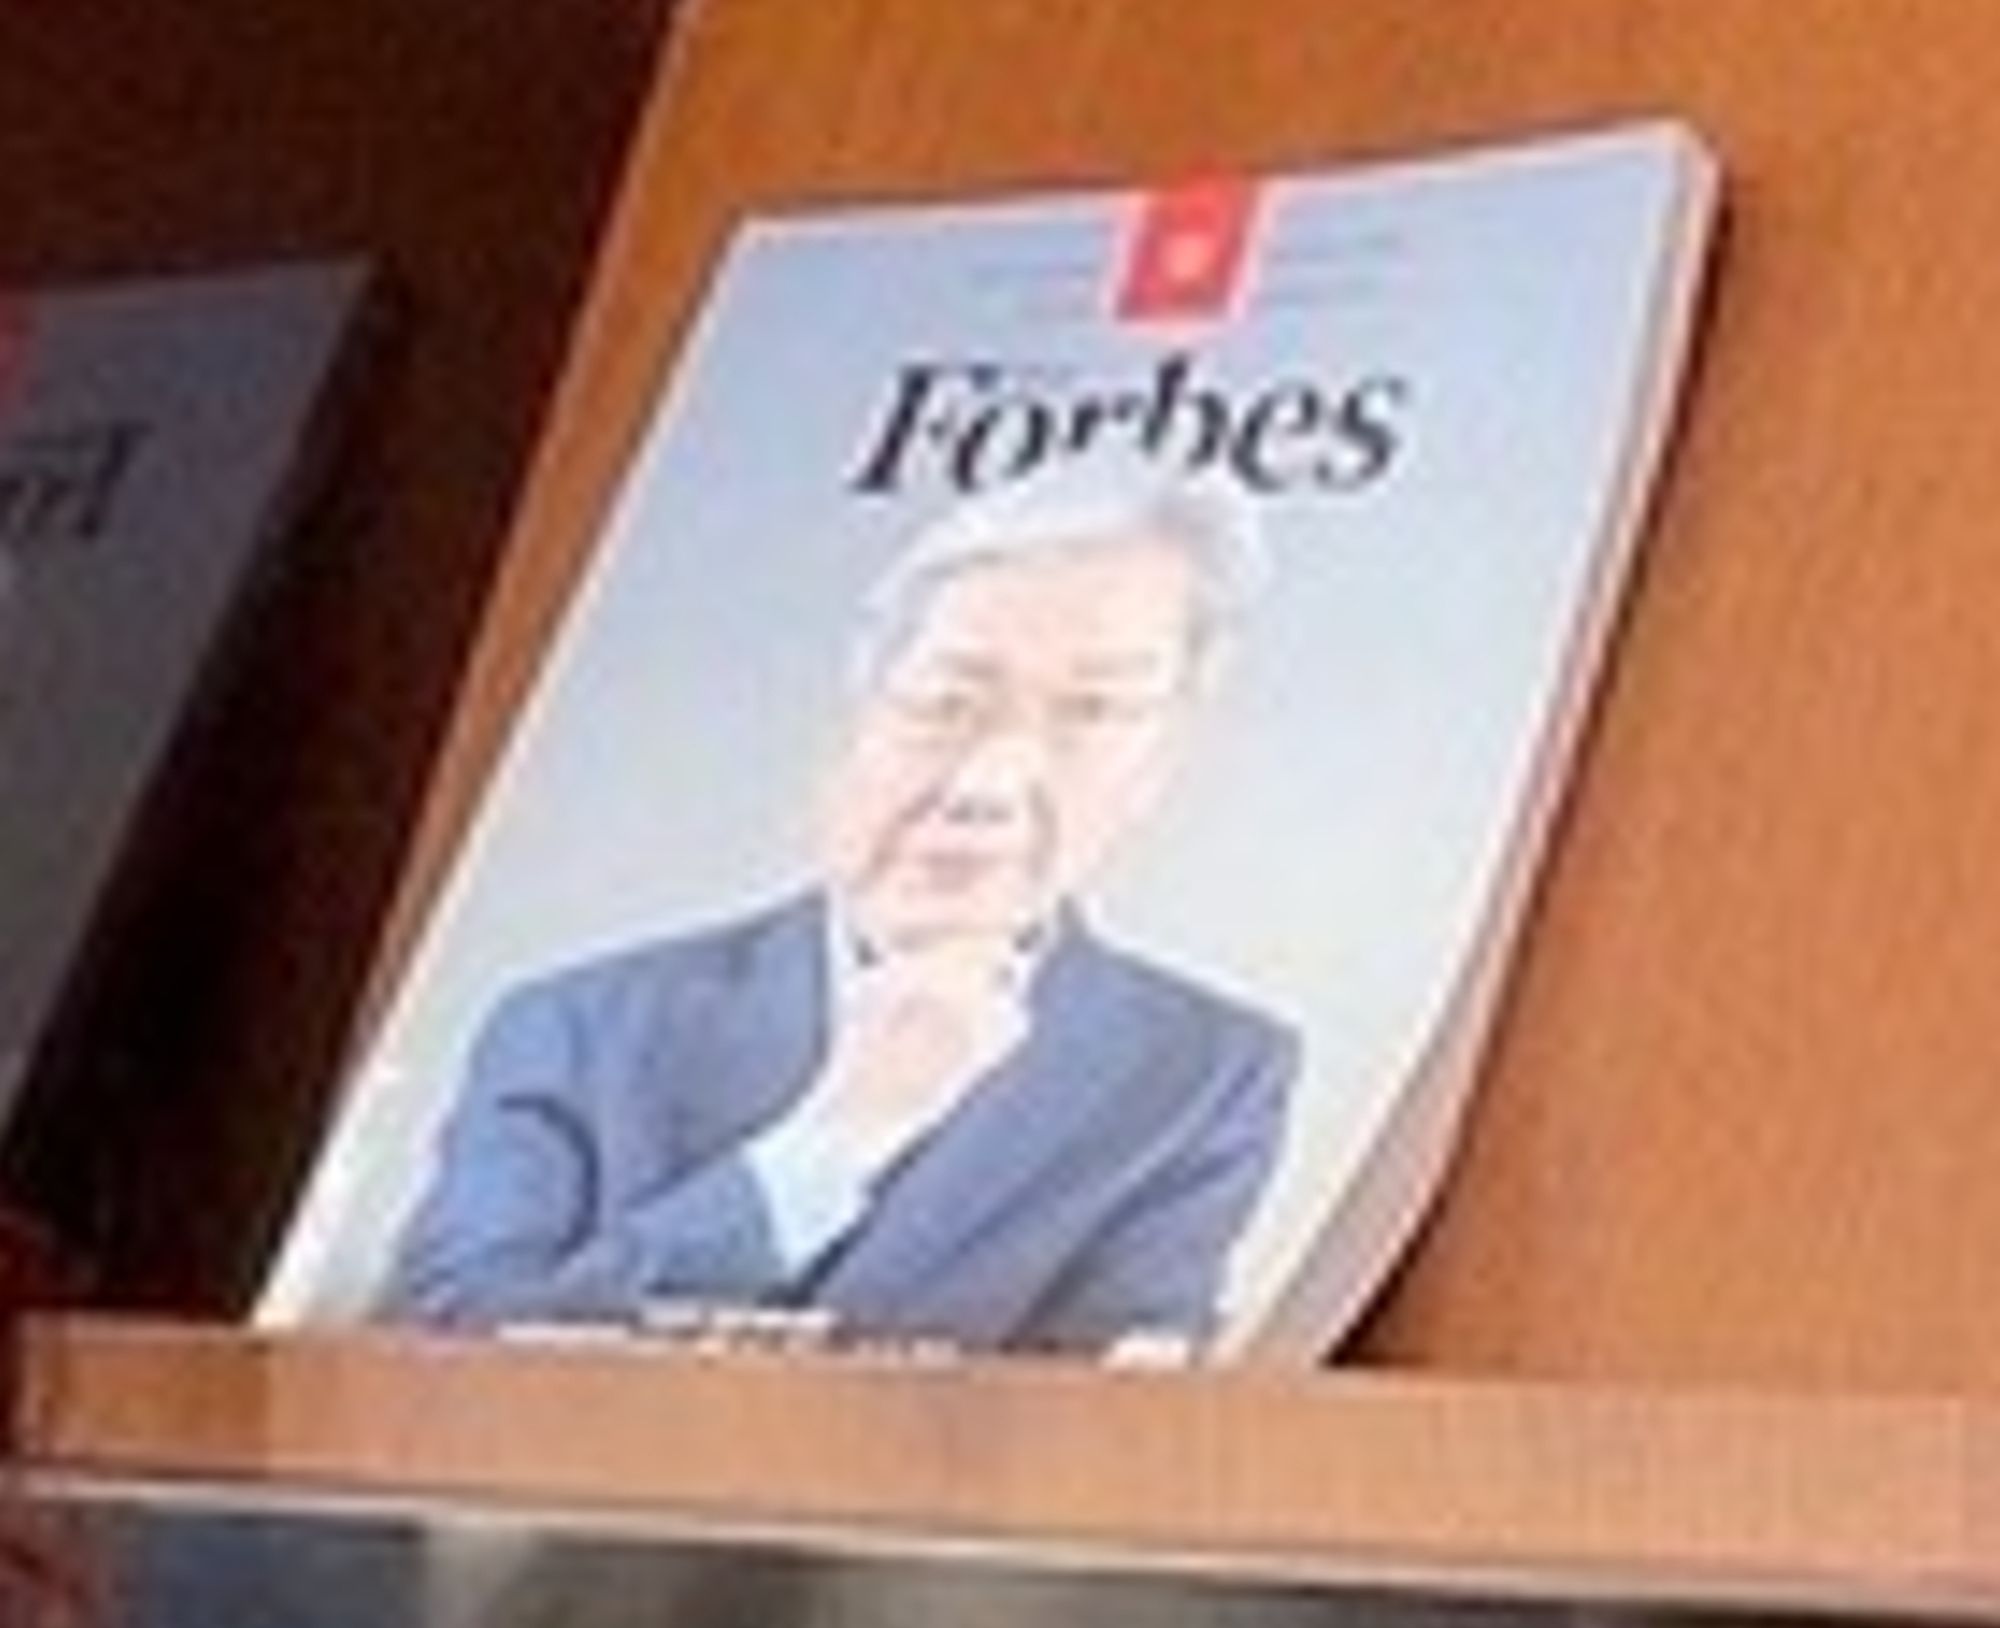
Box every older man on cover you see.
[385,467,1298,1357]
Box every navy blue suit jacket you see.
[385,894,1296,1353]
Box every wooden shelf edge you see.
[18,1314,2000,1617]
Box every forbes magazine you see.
[265,121,1717,1362]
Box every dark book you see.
[0,259,374,1142]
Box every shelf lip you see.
[19,1313,2000,1616]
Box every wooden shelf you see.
[21,1315,2000,1618]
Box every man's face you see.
[820,534,1200,953]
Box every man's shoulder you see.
[1063,924,1298,1062]
[1045,926,1298,1165]
[494,893,822,1022]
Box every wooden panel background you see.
[0,0,673,1305]
[393,0,2000,1393]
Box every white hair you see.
[851,462,1269,693]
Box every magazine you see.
[0,259,373,1131]
[262,121,1717,1362]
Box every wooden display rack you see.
[20,1316,2000,1617]
[16,0,2000,1618]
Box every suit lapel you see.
[813,920,1150,1335]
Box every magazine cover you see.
[0,259,372,1128]
[263,122,1716,1361]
